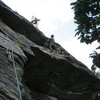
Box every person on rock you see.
[48,35,56,52]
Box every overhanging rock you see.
[24,45,100,100]
[0,1,100,100]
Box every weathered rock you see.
[0,1,100,100]
[0,0,47,46]
[23,45,100,100]
[0,46,25,100]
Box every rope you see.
[11,41,23,100]
[5,33,23,100]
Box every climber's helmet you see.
[51,34,54,37]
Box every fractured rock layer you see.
[0,1,100,100]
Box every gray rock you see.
[0,1,100,100]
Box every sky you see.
[2,0,99,69]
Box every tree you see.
[71,0,100,69]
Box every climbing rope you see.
[5,32,23,100]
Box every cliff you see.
[0,1,100,100]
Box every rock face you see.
[0,1,100,100]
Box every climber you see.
[48,34,56,52]
[31,16,40,28]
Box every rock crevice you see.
[0,1,100,100]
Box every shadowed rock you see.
[0,1,100,100]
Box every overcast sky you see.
[2,0,98,69]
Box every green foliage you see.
[90,51,100,68]
[71,0,100,44]
[88,70,100,100]
[89,91,100,100]
[22,92,30,100]
[71,1,100,98]
[71,0,100,69]
[16,40,23,48]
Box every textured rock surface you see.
[0,1,100,100]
